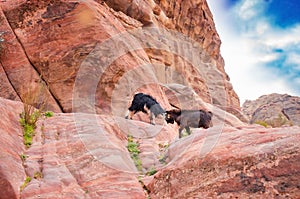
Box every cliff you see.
[0,0,240,115]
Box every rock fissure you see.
[11,25,64,112]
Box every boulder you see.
[242,93,300,126]
[147,125,300,198]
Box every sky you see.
[206,0,300,104]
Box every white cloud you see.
[207,0,300,104]
[236,0,262,20]
[286,53,300,70]
[262,26,300,48]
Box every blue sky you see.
[207,0,300,104]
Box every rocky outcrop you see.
[0,97,170,198]
[147,125,300,198]
[1,96,299,198]
[242,93,300,127]
[0,0,240,116]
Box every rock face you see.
[0,99,25,199]
[242,93,300,127]
[1,96,300,198]
[0,0,240,116]
[147,125,300,198]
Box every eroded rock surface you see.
[0,99,25,199]
[1,97,299,198]
[147,125,300,198]
[242,93,300,126]
[0,0,240,116]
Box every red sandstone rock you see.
[0,0,240,117]
[1,95,300,198]
[147,125,300,198]
[0,7,61,112]
[0,62,21,101]
[0,99,25,199]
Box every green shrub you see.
[127,135,142,172]
[255,113,293,128]
[20,111,39,148]
[19,85,47,148]
[255,120,268,128]
[127,142,140,154]
[159,154,167,164]
[146,167,157,176]
[44,111,54,118]
[20,176,31,191]
[20,154,27,162]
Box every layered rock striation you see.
[0,0,240,116]
[1,96,300,198]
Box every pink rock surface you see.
[1,96,300,198]
[21,113,148,198]
[147,125,300,198]
[0,99,25,199]
[0,7,62,112]
[0,0,241,117]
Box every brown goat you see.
[165,109,213,138]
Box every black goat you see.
[165,109,213,138]
[125,93,166,125]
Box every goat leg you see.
[178,127,184,138]
[186,126,191,135]
[150,112,155,125]
[125,110,134,119]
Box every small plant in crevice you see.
[20,176,31,192]
[33,171,43,180]
[19,85,47,148]
[158,154,168,165]
[19,110,39,148]
[127,134,142,172]
[181,129,190,138]
[146,167,157,176]
[20,153,27,162]
[44,111,54,118]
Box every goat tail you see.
[170,103,181,110]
